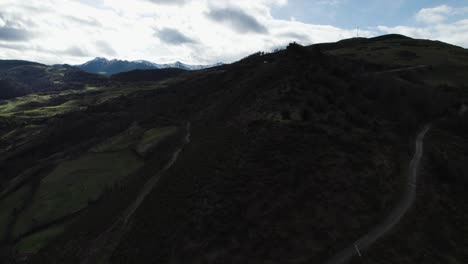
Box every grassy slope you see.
[136,126,178,155]
[16,224,66,254]
[0,85,137,118]
[0,73,185,255]
[0,186,29,240]
[13,150,143,237]
[325,36,468,88]
[6,122,181,253]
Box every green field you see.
[20,100,82,118]
[13,150,143,237]
[0,72,180,253]
[91,125,144,153]
[136,126,178,155]
[0,86,119,118]
[1,124,178,251]
[16,224,67,254]
[0,94,53,117]
[0,186,30,240]
[0,82,169,119]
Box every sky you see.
[0,0,467,65]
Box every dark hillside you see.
[0,35,466,263]
[111,68,187,83]
[370,34,412,41]
[0,64,106,100]
[357,112,468,264]
[0,60,43,71]
[24,38,463,263]
[0,80,27,100]
[107,42,459,264]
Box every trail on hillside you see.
[460,104,467,115]
[325,124,431,264]
[80,122,191,264]
[376,65,430,74]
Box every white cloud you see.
[415,5,468,24]
[377,5,468,48]
[5,1,468,66]
[145,0,190,6]
[1,1,467,66]
[0,0,368,65]
[378,20,468,48]
[415,5,454,24]
[317,0,343,7]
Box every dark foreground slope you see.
[0,35,466,263]
[354,112,468,264]
[106,40,465,264]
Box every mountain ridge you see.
[77,57,223,75]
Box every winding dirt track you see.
[375,65,430,74]
[122,122,191,225]
[81,122,191,264]
[325,124,431,264]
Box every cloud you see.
[0,1,373,64]
[317,0,343,7]
[278,32,311,43]
[415,5,468,24]
[1,0,467,66]
[415,5,454,24]
[377,20,468,48]
[376,5,468,48]
[0,26,31,41]
[64,15,102,27]
[0,42,28,50]
[0,12,34,41]
[155,28,195,45]
[63,46,89,57]
[0,0,371,65]
[96,40,117,56]
[206,7,268,34]
[145,0,189,5]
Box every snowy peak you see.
[81,57,108,66]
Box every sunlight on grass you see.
[0,83,165,119]
[140,126,178,146]
[0,94,52,116]
[13,150,143,237]
[136,126,178,155]
[91,125,143,153]
[21,100,81,117]
[0,186,29,240]
[16,224,66,254]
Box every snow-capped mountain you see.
[78,57,222,75]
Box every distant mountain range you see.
[78,57,223,75]
[0,57,221,100]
